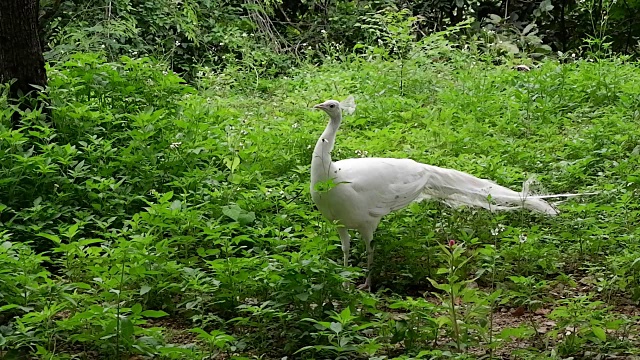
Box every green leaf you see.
[65,223,80,239]
[131,303,142,315]
[228,173,243,184]
[222,204,242,221]
[224,156,241,172]
[159,191,174,203]
[120,317,135,342]
[0,304,19,312]
[222,204,255,225]
[140,310,169,318]
[498,325,533,339]
[72,282,92,290]
[237,211,255,225]
[74,160,85,172]
[190,327,210,337]
[522,23,536,36]
[339,306,351,319]
[499,41,520,54]
[488,14,502,23]
[329,322,343,334]
[140,285,152,295]
[592,326,606,341]
[38,233,61,244]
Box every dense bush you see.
[39,0,640,79]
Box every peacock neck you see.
[311,115,341,187]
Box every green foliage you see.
[42,0,293,78]
[40,0,640,86]
[299,306,382,357]
[1,40,640,358]
[546,296,630,356]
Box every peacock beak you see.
[313,103,324,109]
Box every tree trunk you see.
[0,0,48,128]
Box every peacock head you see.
[313,100,342,119]
[313,96,356,120]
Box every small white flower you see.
[175,41,181,46]
[354,150,368,158]
[242,33,247,37]
[491,224,505,236]
[321,29,326,34]
[240,130,248,135]
[101,44,105,48]
[519,233,528,243]
[292,123,300,129]
[169,142,182,149]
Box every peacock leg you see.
[337,226,351,267]
[358,228,374,291]
[337,226,351,288]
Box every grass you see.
[0,46,639,359]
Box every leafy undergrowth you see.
[0,47,639,359]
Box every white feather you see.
[314,157,559,229]
[339,95,356,115]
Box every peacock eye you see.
[329,104,335,108]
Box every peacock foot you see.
[357,279,371,292]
